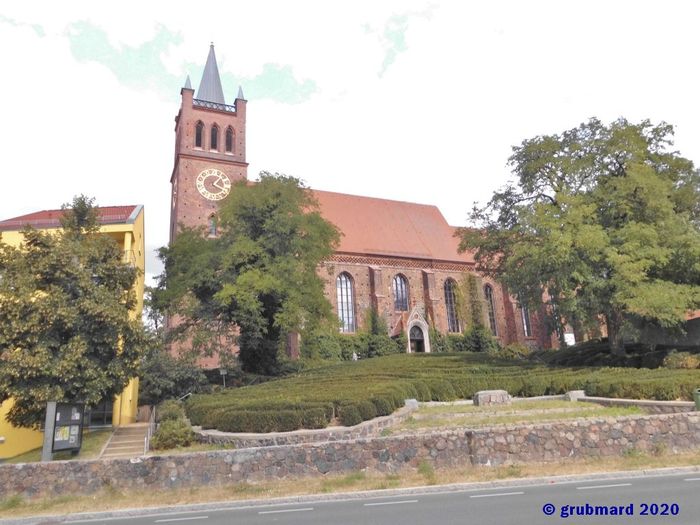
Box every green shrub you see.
[302,332,344,361]
[499,343,533,360]
[356,400,378,420]
[370,396,393,416]
[301,408,329,429]
[428,380,457,401]
[156,399,186,422]
[213,410,304,433]
[462,326,500,352]
[412,381,432,402]
[662,351,700,369]
[151,419,195,449]
[338,404,363,426]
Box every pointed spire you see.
[237,85,245,100]
[184,74,192,90]
[196,44,225,104]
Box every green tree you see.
[459,118,700,355]
[0,196,146,428]
[138,344,209,405]
[153,173,340,374]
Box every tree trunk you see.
[605,310,626,356]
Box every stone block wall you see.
[1,411,699,501]
[195,405,415,448]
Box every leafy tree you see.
[459,118,700,355]
[0,196,146,428]
[138,344,209,405]
[153,173,340,374]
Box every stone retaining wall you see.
[2,411,699,500]
[195,405,415,448]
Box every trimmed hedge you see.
[186,353,700,433]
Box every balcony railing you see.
[193,98,237,113]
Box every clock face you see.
[196,168,231,201]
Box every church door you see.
[409,325,425,353]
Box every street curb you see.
[3,464,700,525]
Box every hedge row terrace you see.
[186,353,700,433]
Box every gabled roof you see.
[196,44,225,105]
[312,190,473,264]
[0,205,142,232]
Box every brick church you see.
[168,46,554,355]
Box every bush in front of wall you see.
[150,418,195,449]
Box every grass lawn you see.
[396,400,643,431]
[4,429,112,464]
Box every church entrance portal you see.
[409,325,425,353]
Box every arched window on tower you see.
[208,214,218,237]
[336,272,356,333]
[225,126,234,153]
[444,279,460,333]
[484,284,498,336]
[210,124,219,151]
[195,121,204,148]
[392,274,409,311]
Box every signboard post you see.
[41,402,57,462]
[41,402,85,462]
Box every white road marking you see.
[364,499,419,507]
[469,491,524,498]
[577,483,632,490]
[154,517,208,523]
[683,478,700,481]
[258,507,314,515]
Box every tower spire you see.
[196,44,225,104]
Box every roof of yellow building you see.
[0,205,143,232]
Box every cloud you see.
[0,14,45,37]
[367,5,437,77]
[220,63,317,105]
[67,20,316,105]
[66,21,183,98]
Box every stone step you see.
[99,424,151,459]
[106,444,145,450]
[103,449,144,455]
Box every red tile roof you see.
[0,205,141,232]
[312,190,473,264]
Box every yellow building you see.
[0,205,145,460]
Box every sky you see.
[2,1,700,283]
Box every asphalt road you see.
[42,472,700,525]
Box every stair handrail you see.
[144,405,156,455]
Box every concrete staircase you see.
[100,423,149,459]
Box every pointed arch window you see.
[444,279,460,333]
[210,124,219,151]
[518,296,532,337]
[225,126,234,153]
[195,121,204,148]
[336,272,356,333]
[484,284,498,336]
[392,274,409,311]
[208,214,218,237]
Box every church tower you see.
[169,44,248,241]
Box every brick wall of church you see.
[321,257,553,348]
